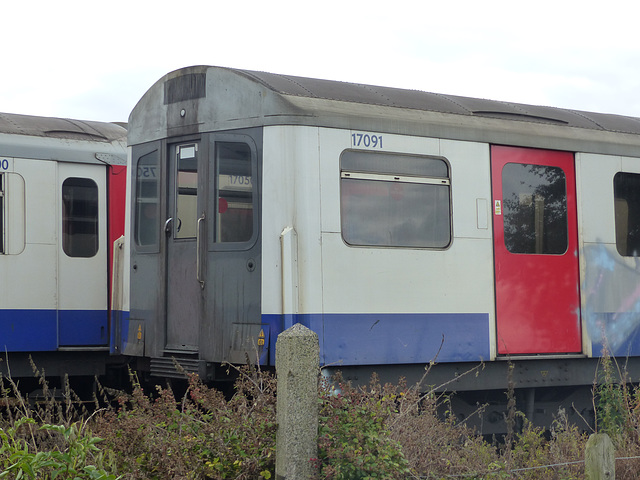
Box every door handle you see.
[196,213,206,289]
[164,217,173,236]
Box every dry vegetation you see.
[1,354,640,479]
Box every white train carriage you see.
[126,66,640,430]
[0,113,127,378]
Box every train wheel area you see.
[325,356,640,436]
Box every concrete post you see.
[275,323,319,480]
[585,433,615,479]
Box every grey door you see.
[165,142,206,351]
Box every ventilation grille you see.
[164,73,206,104]
[150,355,205,379]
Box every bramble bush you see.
[315,373,411,479]
[90,367,277,479]
[5,354,640,478]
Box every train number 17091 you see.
[351,132,383,149]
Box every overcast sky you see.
[3,0,640,123]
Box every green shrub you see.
[0,417,118,479]
[315,374,411,479]
[595,350,632,439]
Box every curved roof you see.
[0,112,127,165]
[235,69,640,135]
[0,112,126,142]
[129,66,640,157]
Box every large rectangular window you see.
[62,177,98,257]
[614,172,640,257]
[216,142,254,243]
[340,150,451,248]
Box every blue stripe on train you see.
[110,309,131,355]
[262,312,490,366]
[59,310,108,346]
[0,309,108,351]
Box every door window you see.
[215,142,253,243]
[62,177,99,257]
[176,144,199,239]
[502,163,568,255]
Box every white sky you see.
[3,0,640,123]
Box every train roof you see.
[237,70,640,135]
[0,112,127,165]
[129,65,640,157]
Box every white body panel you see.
[577,152,640,355]
[262,126,323,317]
[121,146,133,314]
[0,158,57,310]
[0,159,108,311]
[262,125,496,358]
[57,162,107,312]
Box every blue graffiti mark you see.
[583,244,640,356]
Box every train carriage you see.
[125,66,640,431]
[0,113,127,379]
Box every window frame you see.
[614,171,640,257]
[133,144,161,253]
[62,177,99,258]
[501,162,569,256]
[209,134,260,252]
[339,149,452,249]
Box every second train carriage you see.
[0,112,127,379]
[124,66,640,430]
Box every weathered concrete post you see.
[275,323,319,480]
[585,433,615,479]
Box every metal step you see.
[150,352,205,379]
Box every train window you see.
[176,144,199,239]
[135,150,160,246]
[340,150,451,248]
[502,163,567,255]
[216,142,253,243]
[614,172,640,256]
[0,174,4,254]
[62,177,99,257]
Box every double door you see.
[163,137,257,354]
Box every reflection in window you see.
[216,143,253,243]
[614,172,640,257]
[340,150,451,248]
[502,163,567,254]
[62,178,98,257]
[135,150,159,246]
[176,144,198,239]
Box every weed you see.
[6,352,640,479]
